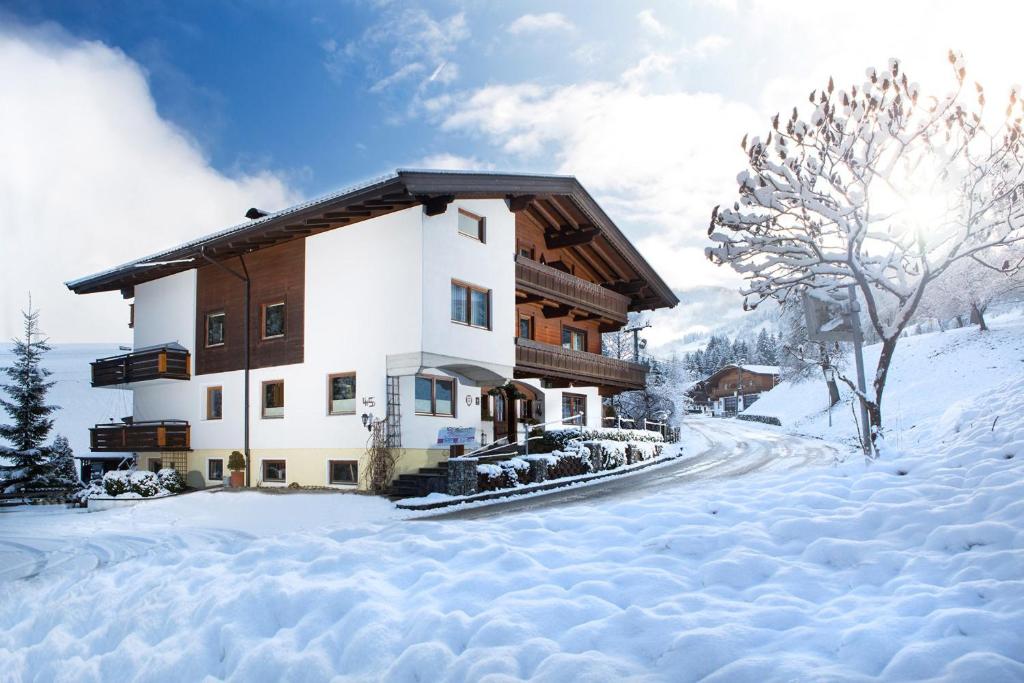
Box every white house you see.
[66,170,678,491]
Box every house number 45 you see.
[362,397,376,408]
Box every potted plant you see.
[227,451,246,488]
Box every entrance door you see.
[492,390,518,443]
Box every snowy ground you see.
[1,384,1022,680]
[746,310,1024,450]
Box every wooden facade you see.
[704,366,779,400]
[195,239,305,375]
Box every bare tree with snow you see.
[707,54,1024,452]
[919,247,1024,330]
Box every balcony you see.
[515,255,629,324]
[514,337,646,392]
[91,344,191,388]
[89,420,191,452]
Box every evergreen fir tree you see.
[0,303,58,471]
[46,434,79,486]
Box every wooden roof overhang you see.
[66,170,679,311]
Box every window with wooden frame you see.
[561,325,587,352]
[205,311,226,347]
[207,458,224,481]
[261,302,285,340]
[262,380,284,419]
[561,393,587,426]
[415,376,455,416]
[262,460,286,483]
[128,303,135,329]
[457,208,485,241]
[516,240,535,259]
[518,399,534,420]
[327,372,356,415]
[518,314,534,340]
[451,281,491,329]
[206,386,223,420]
[329,460,358,485]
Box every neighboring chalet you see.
[66,170,678,490]
[687,364,780,416]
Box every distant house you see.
[687,364,780,416]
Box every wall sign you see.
[465,395,473,406]
[436,426,478,446]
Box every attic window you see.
[457,209,485,242]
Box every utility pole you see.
[622,323,651,363]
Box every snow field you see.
[1,376,1022,680]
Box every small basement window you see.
[262,302,285,339]
[262,380,284,419]
[208,458,223,481]
[457,209,485,241]
[206,312,225,347]
[329,460,358,485]
[262,460,286,483]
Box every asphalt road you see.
[417,417,842,521]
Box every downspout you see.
[200,248,252,487]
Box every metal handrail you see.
[457,413,584,460]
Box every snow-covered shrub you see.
[129,471,161,497]
[545,427,664,445]
[477,463,511,491]
[103,470,131,496]
[157,468,186,493]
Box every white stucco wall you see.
[132,270,196,351]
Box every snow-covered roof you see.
[738,364,780,375]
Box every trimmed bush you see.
[736,414,782,426]
[157,468,186,493]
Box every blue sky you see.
[1,0,1018,342]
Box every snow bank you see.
[746,315,1024,450]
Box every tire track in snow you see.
[423,418,841,520]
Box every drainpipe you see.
[200,248,252,487]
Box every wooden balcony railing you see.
[515,337,646,391]
[91,345,191,387]
[515,255,629,323]
[89,420,191,452]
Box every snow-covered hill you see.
[0,343,131,457]
[745,310,1024,450]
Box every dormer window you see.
[457,209,485,242]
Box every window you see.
[517,240,535,259]
[518,314,534,340]
[329,460,358,485]
[457,208,485,241]
[518,399,533,420]
[451,281,490,329]
[562,326,587,351]
[262,460,286,483]
[262,380,284,418]
[415,376,455,416]
[206,312,225,347]
[262,302,285,339]
[206,386,223,420]
[328,373,356,415]
[562,393,587,426]
[208,458,224,481]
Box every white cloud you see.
[0,25,299,341]
[636,9,667,37]
[691,34,730,58]
[414,153,495,171]
[507,13,575,35]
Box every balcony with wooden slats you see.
[514,337,646,392]
[89,420,191,452]
[91,345,191,388]
[515,255,629,324]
